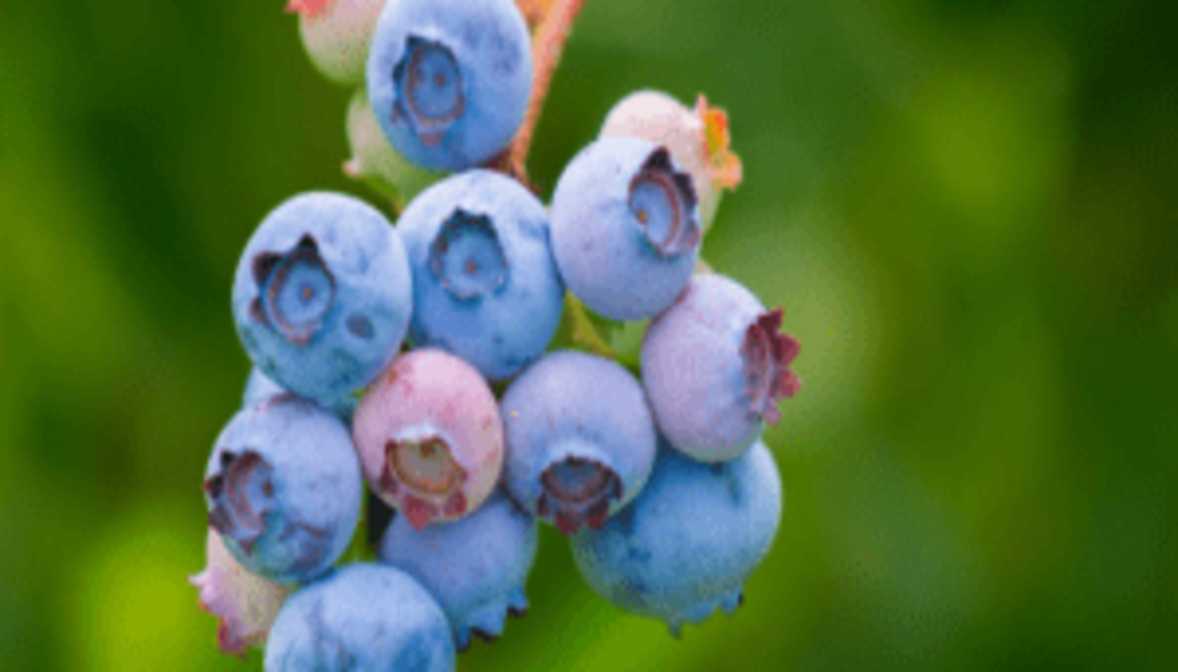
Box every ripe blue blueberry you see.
[243,367,288,408]
[264,563,455,672]
[204,396,362,584]
[367,0,533,171]
[571,440,783,635]
[243,366,359,422]
[600,91,743,233]
[232,193,412,408]
[501,351,657,534]
[551,137,702,321]
[397,171,564,381]
[379,491,537,650]
[642,273,800,462]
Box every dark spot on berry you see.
[346,313,374,340]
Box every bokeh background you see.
[2,0,1176,669]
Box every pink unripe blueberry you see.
[353,349,504,529]
[288,0,387,85]
[601,90,743,231]
[190,528,290,656]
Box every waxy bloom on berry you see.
[232,192,412,408]
[501,351,657,534]
[380,491,537,649]
[396,170,564,381]
[572,441,782,635]
[642,273,800,462]
[264,564,455,671]
[367,0,533,171]
[551,137,702,320]
[204,397,362,584]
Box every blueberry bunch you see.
[192,1,802,668]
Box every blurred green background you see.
[2,0,1176,669]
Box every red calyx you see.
[742,308,801,424]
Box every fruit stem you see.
[508,0,586,181]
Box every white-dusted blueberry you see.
[551,137,702,320]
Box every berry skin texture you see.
[264,563,455,672]
[344,88,441,210]
[243,367,359,422]
[379,491,538,650]
[600,90,743,232]
[366,0,533,171]
[551,137,702,321]
[288,0,386,86]
[204,397,363,584]
[243,367,288,408]
[571,441,783,635]
[642,274,801,462]
[353,349,504,529]
[501,350,658,534]
[232,192,413,408]
[190,528,291,656]
[397,170,564,381]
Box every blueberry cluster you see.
[193,1,801,668]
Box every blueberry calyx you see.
[538,457,623,535]
[740,308,801,424]
[428,209,509,301]
[250,235,336,346]
[629,148,700,257]
[381,435,468,529]
[205,450,275,553]
[394,36,465,147]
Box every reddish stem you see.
[508,0,587,181]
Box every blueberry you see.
[600,91,743,232]
[264,563,455,671]
[571,441,783,635]
[345,88,442,210]
[190,528,291,655]
[233,192,412,408]
[367,0,533,171]
[204,396,362,584]
[501,351,657,534]
[551,137,702,320]
[397,171,564,381]
[353,349,504,529]
[243,366,359,422]
[379,491,537,650]
[641,274,801,462]
[288,0,387,86]
[243,367,288,408]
